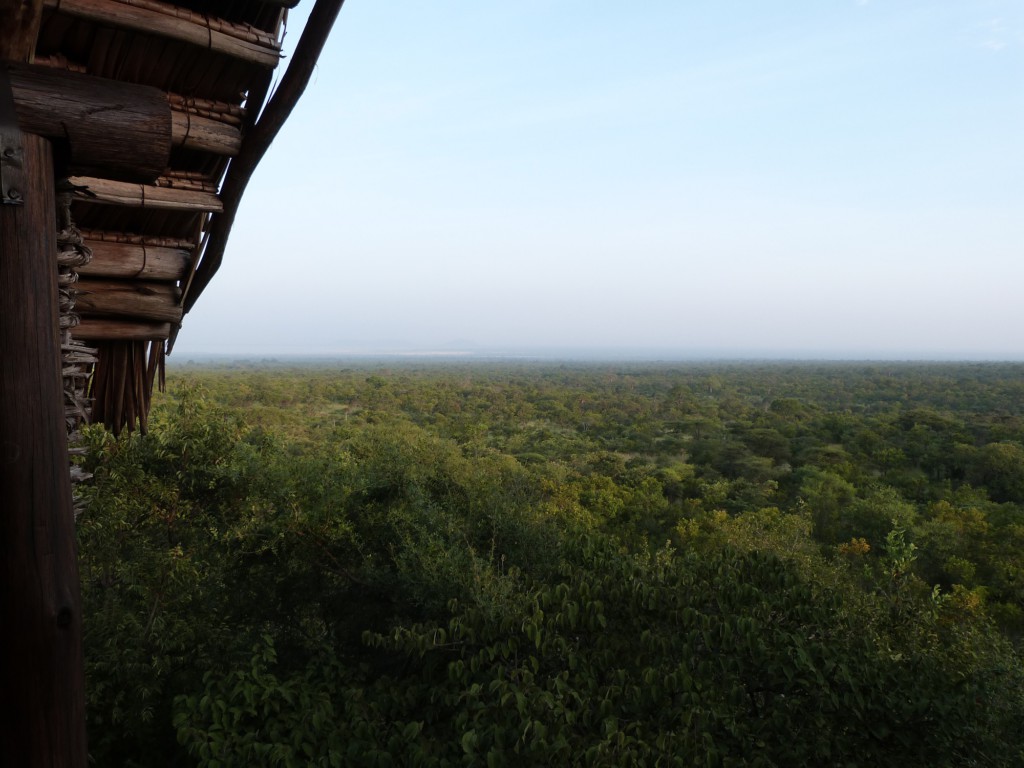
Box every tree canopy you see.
[78,362,1024,766]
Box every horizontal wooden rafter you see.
[67,175,223,212]
[76,278,183,322]
[42,0,282,68]
[78,240,190,280]
[24,58,243,156]
[72,318,171,341]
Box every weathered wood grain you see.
[170,108,241,156]
[78,240,190,280]
[0,0,43,61]
[67,175,223,212]
[73,318,172,340]
[0,132,88,767]
[42,0,281,68]
[8,62,171,182]
[76,278,184,322]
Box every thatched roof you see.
[4,0,342,432]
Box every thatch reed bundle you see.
[88,339,165,435]
[76,228,195,248]
[163,168,219,182]
[167,92,245,125]
[154,174,219,192]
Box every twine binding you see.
[57,190,98,520]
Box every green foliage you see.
[174,637,347,767]
[176,538,1024,766]
[79,362,1024,766]
[968,441,1024,503]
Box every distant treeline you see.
[79,362,1024,766]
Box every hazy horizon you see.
[173,1,1022,361]
[168,346,1024,365]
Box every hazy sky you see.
[176,0,1023,359]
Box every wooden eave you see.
[2,0,343,432]
[1,3,344,759]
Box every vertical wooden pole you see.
[0,0,44,62]
[0,133,88,766]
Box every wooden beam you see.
[78,240,190,280]
[21,59,242,158]
[43,0,282,68]
[76,278,184,323]
[7,62,171,182]
[170,108,241,156]
[67,175,223,212]
[73,318,171,341]
[0,132,88,767]
[0,0,44,61]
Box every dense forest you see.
[77,361,1024,766]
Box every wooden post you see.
[0,0,43,62]
[0,132,88,765]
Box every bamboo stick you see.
[170,108,241,156]
[127,0,280,44]
[42,0,282,68]
[110,344,126,435]
[143,339,163,430]
[67,175,223,212]
[77,228,194,248]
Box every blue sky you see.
[177,0,1023,359]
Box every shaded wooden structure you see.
[0,1,344,763]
